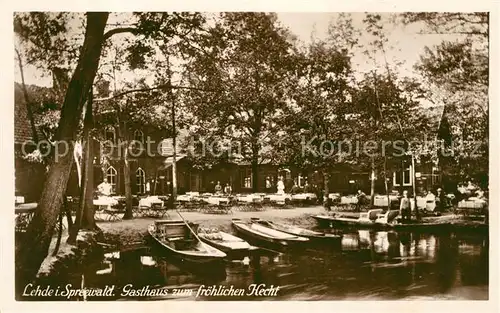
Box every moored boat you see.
[312,210,455,232]
[312,209,385,229]
[148,220,226,264]
[391,221,452,232]
[231,218,308,248]
[252,218,341,241]
[197,227,254,258]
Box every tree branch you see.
[103,27,139,41]
[94,83,217,102]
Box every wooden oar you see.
[174,209,207,250]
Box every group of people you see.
[351,187,449,221]
[214,181,232,195]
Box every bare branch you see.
[94,83,218,102]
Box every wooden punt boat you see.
[313,210,453,232]
[312,209,386,228]
[391,221,452,232]
[252,218,341,241]
[148,220,226,264]
[197,227,254,258]
[231,218,308,248]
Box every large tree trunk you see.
[122,145,133,219]
[171,96,178,209]
[68,91,96,244]
[81,92,98,230]
[117,118,133,219]
[412,155,420,220]
[401,160,405,194]
[52,198,65,256]
[251,142,259,193]
[383,155,390,210]
[323,171,330,205]
[81,135,96,229]
[370,156,376,207]
[15,13,109,292]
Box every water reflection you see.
[87,230,488,300]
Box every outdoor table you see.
[236,194,261,203]
[138,196,164,207]
[200,196,233,214]
[341,196,358,205]
[458,198,487,216]
[94,197,119,220]
[94,197,118,209]
[177,194,194,202]
[137,196,166,217]
[291,193,317,200]
[15,203,37,232]
[204,196,231,206]
[329,193,341,200]
[268,193,291,204]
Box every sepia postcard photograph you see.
[1,1,499,312]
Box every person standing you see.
[435,188,446,214]
[265,176,272,189]
[355,190,367,212]
[277,177,285,195]
[214,181,223,194]
[314,184,323,205]
[97,178,112,197]
[224,183,232,195]
[400,190,411,222]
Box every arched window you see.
[106,166,117,194]
[134,130,144,143]
[104,126,116,144]
[136,167,146,194]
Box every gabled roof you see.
[14,83,35,144]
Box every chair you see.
[251,198,264,211]
[132,205,143,218]
[150,203,169,219]
[94,204,107,221]
[217,201,233,214]
[105,208,124,221]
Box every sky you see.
[14,12,459,89]
[277,13,462,80]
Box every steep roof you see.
[14,83,34,144]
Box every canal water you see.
[84,230,488,301]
